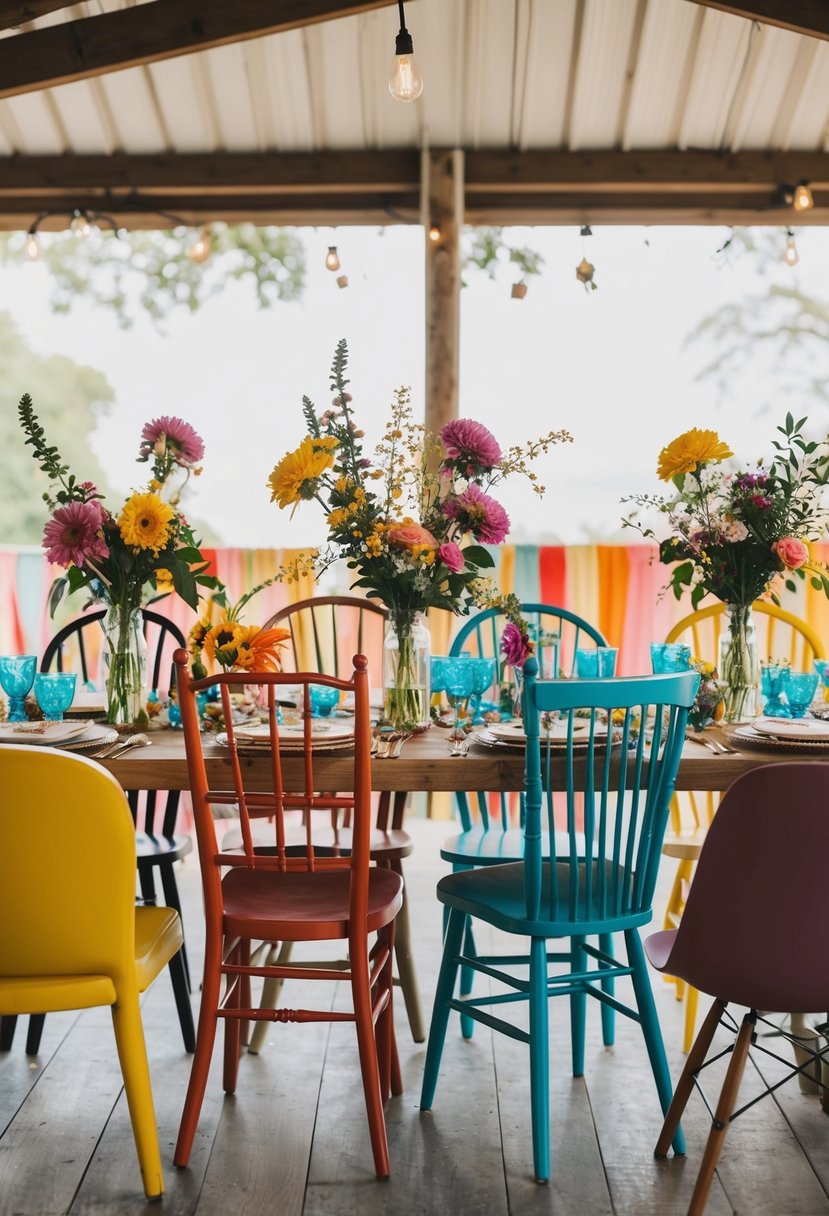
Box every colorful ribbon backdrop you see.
[4,542,829,675]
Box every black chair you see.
[0,606,195,1055]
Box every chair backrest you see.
[450,602,608,679]
[523,658,699,929]
[665,763,829,1012]
[449,603,608,835]
[42,606,188,699]
[0,747,137,982]
[263,596,388,687]
[174,648,374,917]
[665,601,824,668]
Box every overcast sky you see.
[3,222,826,548]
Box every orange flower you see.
[234,626,291,673]
[387,522,438,550]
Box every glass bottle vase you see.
[718,603,760,724]
[102,601,147,726]
[382,612,431,732]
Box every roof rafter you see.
[686,1,829,42]
[0,0,398,99]
[0,3,75,31]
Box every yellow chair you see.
[0,746,184,1200]
[661,600,825,1051]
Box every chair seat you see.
[134,906,185,990]
[222,866,403,941]
[440,827,583,867]
[436,860,649,936]
[661,829,706,862]
[222,819,412,861]
[135,831,193,864]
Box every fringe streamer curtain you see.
[4,543,829,676]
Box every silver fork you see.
[685,731,736,755]
[388,731,411,759]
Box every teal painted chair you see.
[420,659,699,1182]
[445,603,608,1037]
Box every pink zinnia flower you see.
[440,419,502,470]
[444,483,510,544]
[500,621,533,668]
[43,499,109,568]
[438,541,465,573]
[140,416,205,465]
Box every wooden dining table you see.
[100,725,829,795]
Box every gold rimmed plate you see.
[725,724,829,752]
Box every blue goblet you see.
[650,642,692,674]
[0,655,37,722]
[33,672,77,722]
[310,682,340,718]
[468,657,496,724]
[444,657,475,742]
[786,671,819,719]
[760,664,791,718]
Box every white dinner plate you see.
[750,717,829,742]
[0,720,92,746]
[488,719,600,744]
[236,720,355,743]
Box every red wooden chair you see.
[172,649,403,1178]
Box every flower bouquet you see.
[623,415,829,721]
[268,340,571,729]
[686,658,727,731]
[18,397,218,724]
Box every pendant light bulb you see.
[784,230,799,267]
[70,209,92,239]
[793,182,814,212]
[24,229,40,261]
[389,3,422,101]
[325,245,341,272]
[187,225,212,264]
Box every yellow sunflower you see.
[656,429,733,482]
[267,436,339,509]
[154,567,175,594]
[204,620,243,669]
[118,492,175,554]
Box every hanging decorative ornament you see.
[576,258,597,291]
[336,274,349,289]
[511,281,528,299]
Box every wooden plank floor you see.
[2,817,829,1215]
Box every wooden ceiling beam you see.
[686,1,829,42]
[0,2,75,30]
[0,0,398,99]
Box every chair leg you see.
[683,984,700,1055]
[157,859,191,991]
[222,942,243,1095]
[459,915,477,1041]
[529,935,551,1183]
[391,862,425,1043]
[656,998,727,1158]
[598,932,615,1048]
[110,991,164,1200]
[420,907,465,1111]
[174,933,224,1169]
[687,1010,755,1216]
[570,935,587,1076]
[350,933,391,1179]
[0,1016,17,1051]
[626,928,686,1156]
[25,1013,46,1055]
[166,947,195,1054]
[247,940,293,1055]
[375,923,396,1103]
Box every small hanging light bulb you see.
[784,229,800,267]
[793,181,814,212]
[24,228,40,261]
[69,209,92,238]
[187,225,212,263]
[325,245,341,271]
[428,224,441,243]
[389,0,423,101]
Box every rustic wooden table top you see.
[100,724,829,794]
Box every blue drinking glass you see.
[468,656,496,724]
[814,659,829,703]
[310,682,340,717]
[430,656,449,695]
[760,664,792,718]
[575,646,618,678]
[33,671,77,722]
[650,642,692,674]
[444,657,475,741]
[786,671,819,719]
[0,654,37,721]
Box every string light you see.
[784,228,800,267]
[186,225,212,263]
[69,208,93,238]
[428,224,441,243]
[24,229,40,261]
[325,245,341,271]
[389,0,423,101]
[793,181,814,212]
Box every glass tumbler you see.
[785,671,819,719]
[309,683,340,718]
[575,647,618,678]
[650,642,692,674]
[0,655,37,722]
[33,672,77,721]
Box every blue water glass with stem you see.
[33,672,77,722]
[814,659,829,703]
[0,655,37,722]
[650,642,692,673]
[760,663,792,718]
[575,646,619,678]
[444,656,475,741]
[786,671,819,719]
[310,682,340,718]
[468,656,496,724]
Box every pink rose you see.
[387,523,438,551]
[773,536,809,570]
[438,542,464,573]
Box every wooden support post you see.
[423,149,464,437]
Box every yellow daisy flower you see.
[268,436,338,509]
[154,567,174,594]
[656,429,733,482]
[118,492,175,554]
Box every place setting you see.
[0,658,120,753]
[723,667,829,751]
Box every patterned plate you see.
[725,724,829,752]
[61,725,119,752]
[215,732,354,754]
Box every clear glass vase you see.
[382,612,431,732]
[718,603,760,723]
[102,601,147,726]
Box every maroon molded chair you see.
[172,649,403,1179]
[648,763,829,1216]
